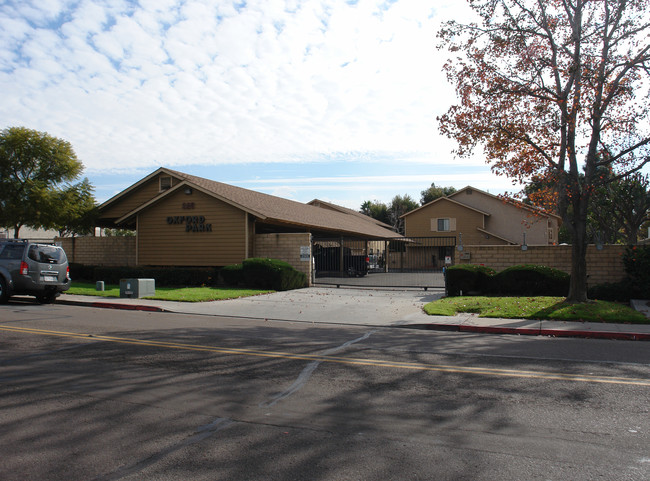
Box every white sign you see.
[445,256,452,265]
[300,246,310,262]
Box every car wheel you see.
[0,277,8,303]
[36,292,57,304]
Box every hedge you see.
[70,265,220,287]
[445,264,569,297]
[240,258,307,291]
[589,245,650,301]
[444,264,496,296]
[489,264,570,296]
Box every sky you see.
[0,0,521,209]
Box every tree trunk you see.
[567,206,589,302]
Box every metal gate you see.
[312,236,456,289]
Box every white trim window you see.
[431,218,456,232]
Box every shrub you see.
[590,246,650,301]
[92,266,218,287]
[623,245,650,289]
[220,263,244,286]
[69,263,97,282]
[445,264,496,296]
[588,280,645,302]
[489,264,569,296]
[242,258,307,291]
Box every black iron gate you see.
[312,236,456,288]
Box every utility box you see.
[120,278,155,298]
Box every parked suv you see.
[0,240,71,304]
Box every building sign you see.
[300,246,310,262]
[166,215,212,232]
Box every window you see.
[159,176,172,191]
[431,218,456,232]
[0,244,25,260]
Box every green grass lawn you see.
[66,283,274,302]
[424,296,649,324]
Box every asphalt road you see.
[1,301,649,481]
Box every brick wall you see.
[56,237,136,267]
[457,244,626,286]
[254,233,313,285]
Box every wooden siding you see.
[451,189,559,245]
[404,199,497,245]
[136,188,246,266]
[99,173,182,222]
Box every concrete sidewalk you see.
[59,287,650,341]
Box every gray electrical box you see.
[120,278,155,298]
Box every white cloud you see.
[0,0,479,176]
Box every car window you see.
[27,245,66,264]
[0,244,25,260]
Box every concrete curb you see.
[422,323,650,341]
[58,299,167,313]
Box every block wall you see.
[457,244,626,286]
[56,237,136,267]
[254,233,313,285]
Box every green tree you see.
[389,194,419,235]
[360,200,391,225]
[438,0,650,302]
[0,126,93,237]
[420,183,457,205]
[50,178,98,237]
[593,173,650,245]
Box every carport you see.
[312,236,456,289]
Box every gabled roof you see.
[307,199,394,229]
[400,195,491,218]
[476,227,517,245]
[449,186,562,220]
[101,168,402,239]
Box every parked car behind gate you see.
[0,240,71,304]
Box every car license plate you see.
[43,275,57,282]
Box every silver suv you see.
[0,240,71,304]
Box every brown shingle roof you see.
[114,168,402,239]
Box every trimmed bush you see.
[623,245,650,290]
[69,263,97,282]
[241,258,307,291]
[588,280,645,302]
[220,263,244,286]
[92,266,218,287]
[445,264,496,296]
[489,264,569,296]
[590,246,650,301]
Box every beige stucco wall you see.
[404,198,493,245]
[254,233,313,285]
[450,189,559,245]
[457,244,626,286]
[56,236,137,266]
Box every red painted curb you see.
[459,325,541,336]
[90,302,165,313]
[427,324,650,341]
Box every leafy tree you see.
[104,228,136,237]
[360,200,391,225]
[389,194,419,235]
[50,178,98,237]
[0,126,95,238]
[420,183,457,205]
[597,173,650,244]
[438,0,650,302]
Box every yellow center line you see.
[2,325,649,387]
